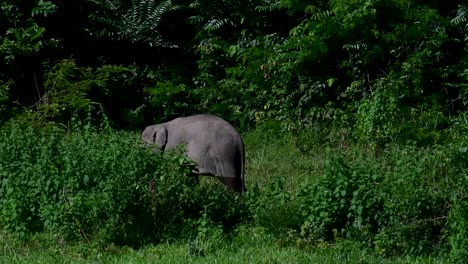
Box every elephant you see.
[141,114,246,193]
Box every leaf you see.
[31,0,57,17]
[327,78,337,87]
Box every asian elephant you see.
[141,114,246,193]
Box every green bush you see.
[446,136,468,262]
[0,121,248,246]
[372,145,451,256]
[298,155,382,243]
[250,177,302,239]
[291,142,463,256]
[448,200,468,263]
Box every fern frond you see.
[203,18,231,32]
[188,0,200,9]
[310,10,333,21]
[129,0,178,26]
[187,15,204,25]
[451,5,468,26]
[31,0,57,17]
[255,0,281,13]
[343,42,368,51]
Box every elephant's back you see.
[179,115,240,136]
[178,114,228,124]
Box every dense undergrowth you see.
[2,119,468,263]
[0,120,248,248]
[246,121,468,261]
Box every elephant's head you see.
[141,124,167,151]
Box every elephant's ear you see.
[154,127,167,150]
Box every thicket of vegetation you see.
[1,0,468,262]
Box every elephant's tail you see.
[239,137,247,193]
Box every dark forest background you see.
[0,0,466,144]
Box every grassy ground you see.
[244,124,321,191]
[0,229,448,264]
[0,123,458,263]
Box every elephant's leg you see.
[217,169,243,192]
[187,143,217,177]
[211,150,243,192]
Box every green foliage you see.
[1,22,47,64]
[0,80,11,123]
[0,0,58,61]
[0,230,452,263]
[186,0,468,137]
[371,146,450,256]
[0,120,249,246]
[31,0,57,17]
[37,59,138,126]
[251,178,302,242]
[123,0,180,47]
[297,155,382,244]
[144,81,192,121]
[0,1,57,29]
[85,0,178,47]
[2,0,468,260]
[2,117,468,259]
[452,5,468,45]
[448,200,468,263]
[245,132,460,256]
[188,0,259,36]
[0,0,60,125]
[355,78,404,144]
[246,120,468,258]
[1,0,468,135]
[447,134,468,262]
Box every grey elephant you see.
[141,114,246,193]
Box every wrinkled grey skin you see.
[141,114,246,193]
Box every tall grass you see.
[1,120,468,261]
[244,121,468,260]
[0,229,449,263]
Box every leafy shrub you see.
[143,81,193,123]
[250,177,302,238]
[0,121,248,246]
[372,145,451,256]
[448,200,468,263]
[355,78,404,145]
[0,80,12,124]
[39,59,138,126]
[291,142,463,256]
[447,136,468,262]
[298,155,383,243]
